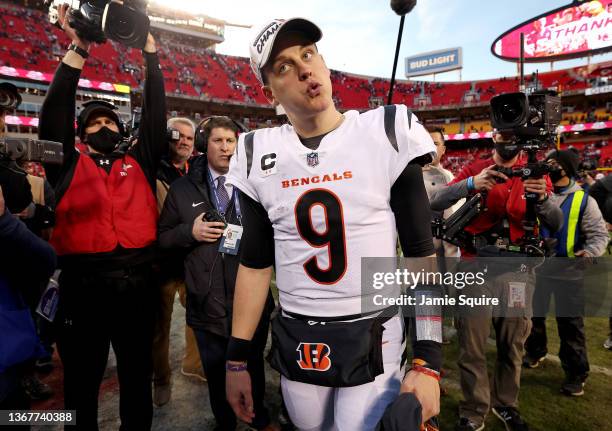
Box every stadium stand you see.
[1,0,610,177]
[1,0,610,112]
[443,139,612,173]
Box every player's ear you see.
[262,85,278,106]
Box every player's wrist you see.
[411,358,440,374]
[409,359,441,382]
[227,336,251,362]
[226,361,248,372]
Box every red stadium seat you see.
[0,1,609,112]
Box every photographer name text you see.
[372,294,499,307]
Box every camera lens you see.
[500,100,522,124]
[102,2,150,48]
[0,89,18,110]
[113,15,136,40]
[0,93,10,108]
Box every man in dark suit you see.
[158,116,276,431]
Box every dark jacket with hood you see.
[158,155,273,337]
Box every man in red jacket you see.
[430,137,563,431]
[38,5,166,430]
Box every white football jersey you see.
[227,105,436,317]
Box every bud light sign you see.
[405,47,463,77]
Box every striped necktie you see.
[216,175,230,213]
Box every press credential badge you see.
[218,224,243,255]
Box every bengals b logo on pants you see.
[296,342,332,371]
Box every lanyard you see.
[178,161,189,176]
[206,168,241,221]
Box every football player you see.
[225,18,442,431]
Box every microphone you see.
[390,0,417,15]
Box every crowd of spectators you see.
[1,0,610,111]
[442,139,612,176]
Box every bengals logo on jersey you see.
[296,342,332,371]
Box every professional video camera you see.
[1,81,63,164]
[0,138,62,221]
[45,0,150,48]
[490,90,561,147]
[433,90,562,256]
[0,138,64,164]
[489,90,562,253]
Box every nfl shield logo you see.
[307,152,319,167]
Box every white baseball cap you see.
[249,18,322,84]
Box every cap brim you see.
[80,106,121,138]
[259,18,322,74]
[84,107,120,125]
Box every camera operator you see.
[158,116,276,431]
[152,117,205,408]
[524,150,608,396]
[430,134,563,431]
[1,82,55,242]
[37,4,166,429]
[1,84,35,227]
[0,83,34,225]
[0,185,57,417]
[587,173,612,351]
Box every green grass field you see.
[434,317,612,431]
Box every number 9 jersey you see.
[227,105,436,317]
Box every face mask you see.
[548,167,565,183]
[494,143,520,161]
[86,126,123,154]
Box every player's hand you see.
[0,186,5,217]
[192,213,225,242]
[401,370,440,423]
[472,164,508,191]
[523,177,548,201]
[226,362,255,423]
[58,4,90,51]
